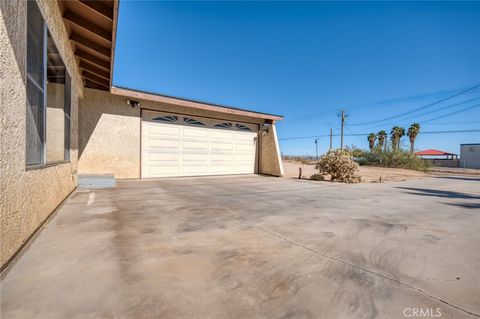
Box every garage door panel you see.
[235,134,255,141]
[183,165,209,174]
[148,125,181,136]
[235,140,255,146]
[211,154,233,161]
[182,153,209,162]
[142,111,257,178]
[210,165,234,173]
[148,166,181,175]
[147,139,180,149]
[183,127,209,138]
[148,153,180,162]
[211,142,234,150]
[183,141,209,151]
[211,130,234,139]
[234,154,254,161]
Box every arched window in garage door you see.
[235,124,253,131]
[184,117,206,126]
[214,122,233,129]
[152,115,178,123]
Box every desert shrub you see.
[309,174,324,181]
[363,149,430,171]
[315,149,361,183]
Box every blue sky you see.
[113,1,480,155]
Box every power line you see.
[348,84,480,126]
[352,97,480,133]
[399,97,479,121]
[345,86,475,110]
[345,126,366,144]
[288,86,475,122]
[422,121,479,125]
[421,103,480,124]
[279,129,480,141]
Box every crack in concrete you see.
[240,219,480,318]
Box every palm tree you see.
[377,130,387,151]
[407,123,421,153]
[367,133,377,151]
[390,126,405,151]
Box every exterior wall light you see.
[126,99,140,108]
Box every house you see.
[0,0,284,271]
[460,144,480,169]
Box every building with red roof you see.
[414,149,458,159]
[414,149,459,167]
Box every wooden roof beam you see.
[78,0,114,20]
[47,64,65,69]
[70,32,111,58]
[82,70,110,87]
[63,10,112,42]
[79,61,110,80]
[76,49,110,70]
[85,79,109,91]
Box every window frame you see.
[25,1,71,169]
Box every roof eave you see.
[109,0,119,88]
[110,86,284,121]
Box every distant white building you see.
[460,144,480,169]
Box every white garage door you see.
[141,110,258,178]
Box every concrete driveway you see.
[1,175,479,318]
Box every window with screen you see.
[26,1,45,166]
[26,1,71,167]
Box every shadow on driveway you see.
[434,176,480,182]
[443,202,480,209]
[395,187,480,200]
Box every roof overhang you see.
[414,149,456,156]
[58,0,118,91]
[56,2,282,122]
[111,86,284,122]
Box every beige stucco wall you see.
[79,89,279,178]
[78,89,141,178]
[259,124,284,177]
[0,0,82,270]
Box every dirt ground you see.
[283,160,429,183]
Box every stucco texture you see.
[259,124,284,176]
[79,89,282,179]
[0,0,82,269]
[79,89,141,178]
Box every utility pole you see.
[329,128,333,150]
[340,109,348,150]
[315,138,319,160]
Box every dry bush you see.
[315,149,361,183]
